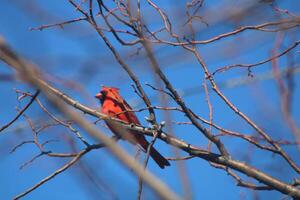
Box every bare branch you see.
[0,90,39,133]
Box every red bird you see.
[95,86,170,169]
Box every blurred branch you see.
[271,33,300,147]
[0,37,181,200]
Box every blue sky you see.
[1,1,300,200]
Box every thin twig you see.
[0,90,40,133]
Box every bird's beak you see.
[95,93,102,100]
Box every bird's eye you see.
[101,90,107,96]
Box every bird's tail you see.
[149,146,171,169]
[138,138,170,169]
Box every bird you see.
[95,86,170,169]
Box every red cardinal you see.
[95,86,170,169]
